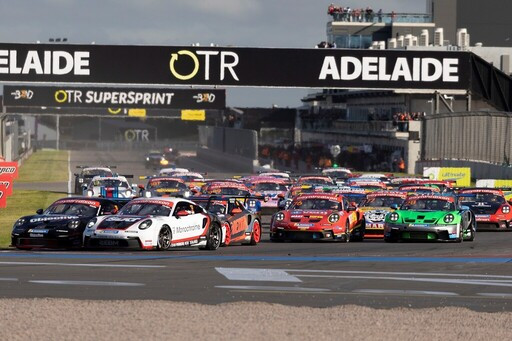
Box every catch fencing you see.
[422,112,512,165]
[198,126,258,159]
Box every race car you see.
[398,184,441,194]
[83,197,223,250]
[193,196,262,246]
[163,146,180,163]
[73,166,115,194]
[246,177,288,213]
[159,167,190,176]
[383,194,476,242]
[321,167,352,184]
[11,197,123,249]
[140,176,192,198]
[357,191,408,239]
[347,179,388,192]
[145,150,169,169]
[458,188,512,229]
[199,182,264,214]
[270,193,361,242]
[277,184,319,210]
[85,175,137,199]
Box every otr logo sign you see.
[169,50,240,81]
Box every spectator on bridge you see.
[377,9,383,22]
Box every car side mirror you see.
[230,208,243,215]
[138,184,145,190]
[277,194,285,199]
[390,204,399,210]
[177,210,189,217]
[36,208,44,215]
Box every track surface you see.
[4,150,512,312]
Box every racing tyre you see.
[464,217,475,242]
[250,220,261,245]
[344,222,351,243]
[455,225,464,243]
[157,226,172,250]
[205,223,222,250]
[222,223,231,247]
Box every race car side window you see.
[193,204,205,214]
[100,202,115,215]
[174,202,194,216]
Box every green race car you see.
[383,194,475,242]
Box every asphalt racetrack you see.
[5,150,512,313]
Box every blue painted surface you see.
[0,252,511,263]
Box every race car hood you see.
[389,210,459,225]
[15,214,84,230]
[97,216,145,230]
[360,207,392,222]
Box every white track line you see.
[353,289,458,296]
[29,280,144,287]
[0,261,164,268]
[215,285,330,292]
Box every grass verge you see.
[17,149,69,183]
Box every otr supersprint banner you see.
[0,43,471,90]
[3,85,226,109]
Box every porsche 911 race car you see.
[11,197,123,249]
[270,193,361,242]
[145,150,169,169]
[321,167,352,184]
[246,177,288,213]
[357,191,407,239]
[83,197,223,250]
[85,175,137,199]
[140,176,192,198]
[297,176,336,186]
[384,194,475,242]
[73,166,115,194]
[346,179,388,192]
[194,195,262,246]
[159,167,190,176]
[458,188,512,229]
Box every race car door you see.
[227,199,249,241]
[171,201,205,243]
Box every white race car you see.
[83,197,222,250]
[84,175,137,199]
[159,168,190,176]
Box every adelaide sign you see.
[0,43,471,90]
[3,85,226,109]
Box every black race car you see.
[74,166,115,194]
[11,197,128,249]
[145,151,169,169]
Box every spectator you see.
[377,9,382,22]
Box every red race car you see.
[270,193,361,242]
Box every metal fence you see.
[198,125,258,159]
[422,112,512,165]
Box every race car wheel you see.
[206,223,222,250]
[456,225,464,243]
[464,217,475,242]
[344,222,351,243]
[250,220,261,245]
[157,226,172,250]
[222,223,231,247]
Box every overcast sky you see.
[0,0,426,108]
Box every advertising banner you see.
[423,167,471,187]
[0,178,13,196]
[0,183,6,208]
[475,179,512,188]
[0,162,18,179]
[0,43,471,90]
[3,85,226,109]
[181,110,206,121]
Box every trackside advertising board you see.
[0,43,471,90]
[475,179,512,188]
[0,161,18,208]
[3,85,226,109]
[423,167,471,187]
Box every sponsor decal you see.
[10,89,33,100]
[169,49,239,81]
[475,215,491,221]
[172,225,202,234]
[172,240,199,247]
[105,217,140,222]
[28,229,49,233]
[101,230,120,234]
[0,49,90,75]
[0,162,18,178]
[54,199,100,207]
[124,129,150,142]
[0,179,13,196]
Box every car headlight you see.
[14,218,25,227]
[87,190,94,197]
[328,213,340,223]
[184,191,191,198]
[275,212,285,221]
[86,218,97,229]
[145,191,152,198]
[78,178,83,183]
[502,206,511,214]
[160,159,169,166]
[68,220,80,229]
[125,189,132,197]
[139,220,152,230]
[443,214,455,223]
[146,157,150,161]
[389,212,399,222]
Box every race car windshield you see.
[300,179,333,185]
[214,188,250,196]
[356,185,383,190]
[402,199,455,211]
[93,180,126,187]
[323,171,350,179]
[148,180,186,190]
[459,193,505,204]
[363,196,404,207]
[148,153,162,158]
[45,203,99,217]
[291,199,341,210]
[254,183,287,191]
[119,203,171,216]
[82,169,112,177]
[179,175,203,182]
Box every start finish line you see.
[0,42,471,91]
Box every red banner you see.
[0,162,18,179]
[0,178,13,196]
[0,184,6,208]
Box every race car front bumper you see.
[270,224,346,241]
[384,223,460,241]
